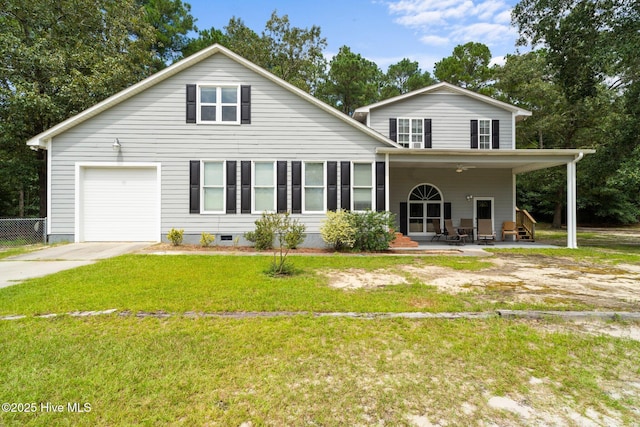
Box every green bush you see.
[320,210,396,251]
[167,228,184,246]
[350,210,396,251]
[244,213,275,250]
[320,209,356,250]
[199,232,215,247]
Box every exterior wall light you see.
[113,138,122,151]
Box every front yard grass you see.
[2,245,639,425]
[1,316,639,426]
[0,255,497,316]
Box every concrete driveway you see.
[0,242,151,288]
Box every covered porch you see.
[378,148,594,249]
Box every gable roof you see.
[27,44,399,149]
[352,82,532,123]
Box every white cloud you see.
[494,9,512,24]
[420,35,450,46]
[452,22,517,45]
[474,0,507,21]
[489,55,506,66]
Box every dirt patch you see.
[325,268,408,290]
[321,254,640,311]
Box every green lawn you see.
[1,247,639,425]
[1,316,639,426]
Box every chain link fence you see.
[0,218,47,247]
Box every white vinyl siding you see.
[369,91,513,149]
[198,85,240,124]
[303,162,325,212]
[48,53,387,239]
[202,161,225,213]
[352,163,373,211]
[253,161,275,213]
[397,118,423,148]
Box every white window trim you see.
[478,118,492,150]
[351,162,374,212]
[397,117,424,149]
[200,160,226,214]
[302,161,326,213]
[252,161,276,214]
[196,84,241,125]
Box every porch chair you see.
[444,219,468,245]
[477,219,496,245]
[459,218,474,242]
[501,221,519,242]
[431,218,445,241]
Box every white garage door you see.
[80,167,159,241]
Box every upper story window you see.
[303,162,325,212]
[479,119,491,149]
[397,118,423,148]
[352,162,373,211]
[198,85,240,124]
[253,161,275,213]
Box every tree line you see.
[1,0,638,226]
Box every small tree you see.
[246,212,306,275]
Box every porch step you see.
[390,232,419,248]
[517,227,534,241]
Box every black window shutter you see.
[277,161,287,213]
[470,120,479,149]
[189,160,200,213]
[424,119,432,148]
[226,161,237,214]
[389,118,397,142]
[340,161,351,210]
[375,161,385,211]
[492,119,500,149]
[327,162,338,211]
[291,161,302,214]
[186,84,197,123]
[241,85,251,124]
[241,161,251,214]
[399,203,407,235]
[444,202,452,220]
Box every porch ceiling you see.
[376,148,595,174]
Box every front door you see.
[407,184,443,237]
[474,197,494,229]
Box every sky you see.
[186,0,522,74]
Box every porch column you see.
[385,153,390,212]
[566,153,583,249]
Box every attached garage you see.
[77,164,160,242]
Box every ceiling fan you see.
[455,164,476,173]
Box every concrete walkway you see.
[0,242,151,288]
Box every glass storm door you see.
[408,184,442,236]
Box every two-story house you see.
[26,44,591,248]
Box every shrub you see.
[167,228,184,246]
[244,213,275,250]
[350,210,396,251]
[320,209,356,250]
[320,210,396,251]
[199,232,215,247]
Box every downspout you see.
[567,152,584,249]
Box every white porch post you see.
[567,160,577,248]
[385,153,390,212]
[566,152,583,249]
